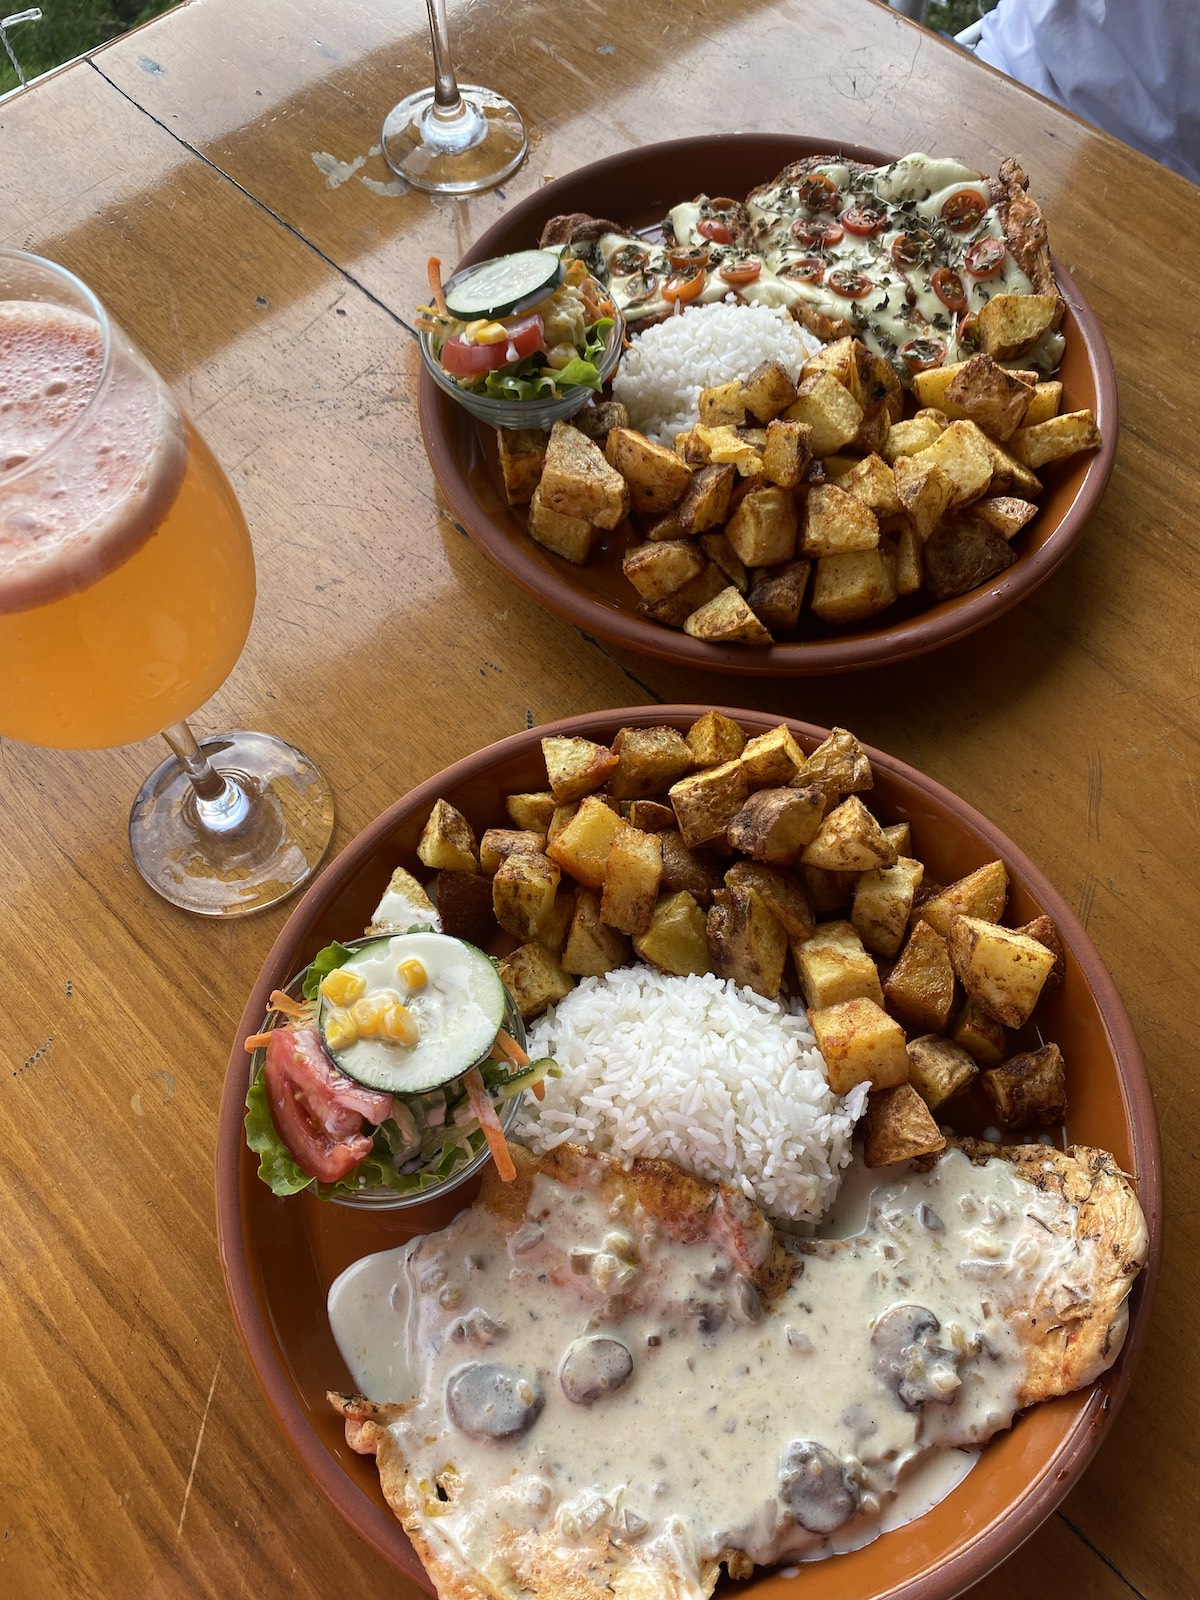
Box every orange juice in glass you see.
[0,250,333,915]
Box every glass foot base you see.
[381,84,527,194]
[129,731,334,918]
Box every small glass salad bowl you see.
[243,935,534,1211]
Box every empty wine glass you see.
[381,0,527,195]
[0,249,334,917]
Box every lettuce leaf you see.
[301,940,357,1000]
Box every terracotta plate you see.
[217,706,1160,1599]
[417,135,1117,675]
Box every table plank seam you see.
[1057,1510,1148,1598]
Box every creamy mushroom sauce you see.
[329,1146,1108,1582]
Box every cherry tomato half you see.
[780,257,825,285]
[795,173,842,212]
[439,312,544,376]
[663,266,707,305]
[891,230,935,268]
[719,257,763,287]
[964,237,1008,277]
[931,267,967,313]
[942,188,989,231]
[667,243,711,271]
[698,216,735,245]
[263,1027,389,1183]
[899,337,947,373]
[622,271,662,305]
[791,218,844,250]
[827,267,873,299]
[609,243,650,276]
[841,204,886,237]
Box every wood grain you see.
[1,2,1194,1597]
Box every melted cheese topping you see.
[328,1147,1113,1588]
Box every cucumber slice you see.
[443,250,564,320]
[318,932,506,1096]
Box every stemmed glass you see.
[381,0,527,195]
[0,250,334,917]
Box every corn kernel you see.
[323,1012,358,1050]
[381,1004,419,1046]
[474,321,509,345]
[319,968,367,1007]
[397,958,427,991]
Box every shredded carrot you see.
[464,1067,517,1182]
[531,1079,546,1101]
[243,1031,275,1053]
[426,256,447,317]
[268,989,309,1019]
[494,1028,530,1067]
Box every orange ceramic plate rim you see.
[216,706,1161,1597]
[417,134,1118,676]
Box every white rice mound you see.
[611,300,820,448]
[515,967,868,1226]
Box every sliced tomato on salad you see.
[438,312,544,376]
[262,1026,392,1182]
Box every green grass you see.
[0,0,178,94]
[924,0,998,36]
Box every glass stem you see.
[161,720,251,832]
[427,0,465,116]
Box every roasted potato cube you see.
[809,547,897,623]
[840,452,903,518]
[479,827,548,875]
[1009,410,1102,470]
[783,370,864,456]
[980,1042,1068,1129]
[677,463,737,535]
[633,890,711,976]
[625,799,677,832]
[801,483,880,556]
[922,512,1018,602]
[434,869,496,945]
[951,997,1008,1066]
[538,888,576,954]
[942,354,1034,441]
[910,362,969,410]
[801,863,856,916]
[739,724,807,787]
[497,427,548,506]
[669,757,749,848]
[606,426,694,514]
[571,400,629,442]
[977,431,1043,498]
[740,359,798,422]
[862,348,905,423]
[796,727,873,803]
[918,860,1009,938]
[724,861,814,941]
[686,711,747,769]
[760,419,813,488]
[697,532,749,593]
[809,997,910,1095]
[699,380,747,428]
[892,455,956,541]
[1021,381,1063,427]
[540,421,629,529]
[684,586,774,645]
[915,420,993,509]
[802,794,896,872]
[882,413,946,462]
[528,485,599,565]
[605,725,694,800]
[706,884,788,999]
[505,790,557,832]
[547,802,578,847]
[562,888,630,977]
[417,797,478,873]
[659,830,724,905]
[883,920,956,1035]
[725,485,798,567]
[680,424,764,477]
[639,562,728,629]
[1014,914,1065,991]
[644,508,687,542]
[793,917,884,1009]
[889,519,923,596]
[727,785,826,866]
[546,794,624,888]
[497,940,575,1020]
[599,823,663,936]
[852,856,925,958]
[622,539,708,603]
[882,821,911,855]
[367,865,439,935]
[947,913,1057,1028]
[976,292,1061,361]
[970,496,1038,541]
[492,850,561,942]
[863,1084,947,1167]
[746,560,810,634]
[905,1034,978,1112]
[542,735,619,803]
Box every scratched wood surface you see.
[0,1,1195,1597]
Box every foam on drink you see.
[0,300,188,615]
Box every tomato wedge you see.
[663,266,706,305]
[698,216,735,245]
[609,243,650,276]
[931,267,967,313]
[622,270,662,305]
[841,204,885,237]
[439,312,543,376]
[719,257,763,287]
[891,230,934,268]
[899,337,947,373]
[942,189,989,231]
[781,257,825,285]
[791,218,844,250]
[964,237,1008,277]
[795,173,841,212]
[263,1027,391,1182]
[667,243,711,271]
[827,267,873,299]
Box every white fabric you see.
[975,0,1200,185]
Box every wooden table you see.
[1,2,1193,1596]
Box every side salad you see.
[244,930,554,1201]
[418,248,617,402]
